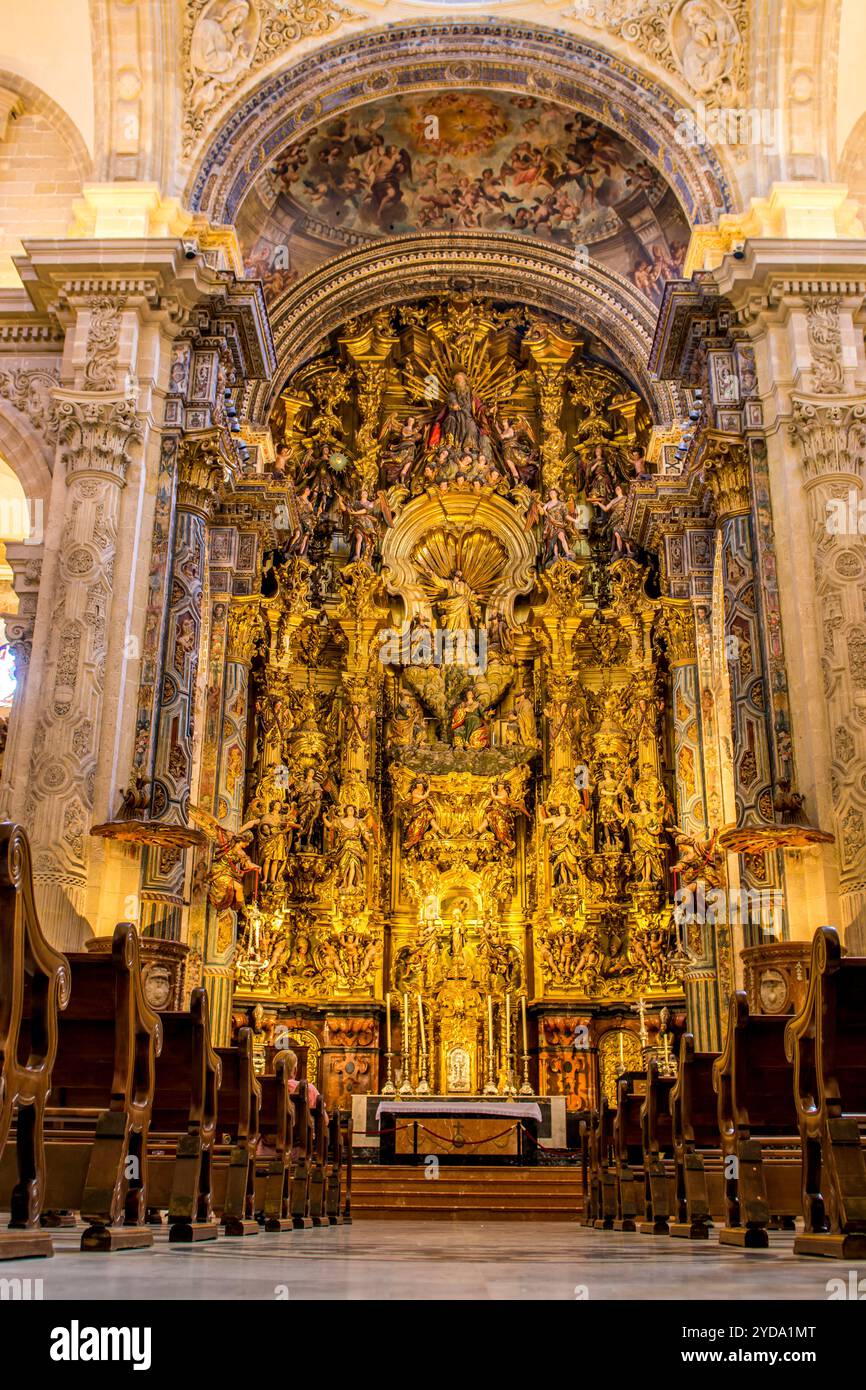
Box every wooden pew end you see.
[0,1229,54,1259]
[167,1220,219,1244]
[719,1224,770,1250]
[669,1220,712,1240]
[794,1231,866,1260]
[81,1224,154,1252]
[222,1216,260,1238]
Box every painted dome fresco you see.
[236,91,691,308]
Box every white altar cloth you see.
[376,1100,542,1122]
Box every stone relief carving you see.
[565,0,745,104]
[806,297,846,396]
[0,365,60,445]
[83,298,123,391]
[183,0,365,151]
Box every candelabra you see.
[381,1051,397,1097]
[518,1052,533,1096]
[398,993,414,1096]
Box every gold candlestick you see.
[483,996,498,1094]
[519,994,533,1095]
[399,990,413,1096]
[415,994,430,1094]
[381,993,396,1096]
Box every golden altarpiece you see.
[205,293,727,1118]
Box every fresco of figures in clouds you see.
[237,92,690,308]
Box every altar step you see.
[352,1166,584,1220]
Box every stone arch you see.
[0,68,91,182]
[243,231,684,431]
[185,19,738,225]
[0,392,55,515]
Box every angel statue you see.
[398,778,440,850]
[284,483,317,557]
[339,487,392,562]
[323,803,375,891]
[482,779,530,850]
[670,825,725,889]
[538,801,586,886]
[190,805,261,912]
[526,489,585,565]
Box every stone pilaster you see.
[25,393,142,947]
[139,434,224,941]
[788,398,866,945]
[702,433,785,947]
[0,547,42,819]
[203,594,261,1045]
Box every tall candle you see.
[521,995,528,1056]
[385,992,391,1053]
[487,995,493,1058]
[505,992,511,1067]
[619,1031,625,1067]
[403,993,409,1056]
[417,993,426,1055]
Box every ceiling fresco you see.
[236,91,691,309]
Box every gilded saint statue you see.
[324,804,374,891]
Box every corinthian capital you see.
[700,435,750,518]
[55,393,143,485]
[177,434,226,517]
[788,398,866,483]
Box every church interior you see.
[1,0,866,1329]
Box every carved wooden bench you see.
[612,1073,646,1232]
[337,1110,353,1225]
[5,921,163,1252]
[254,1053,294,1232]
[785,925,866,1259]
[0,823,70,1259]
[712,991,801,1248]
[213,1027,261,1237]
[668,1033,724,1239]
[594,1096,618,1230]
[639,1058,676,1235]
[579,1112,598,1227]
[146,988,221,1243]
[289,1080,314,1229]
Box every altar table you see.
[352,1095,565,1165]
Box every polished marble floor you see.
[1,1222,863,1300]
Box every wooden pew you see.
[639,1058,676,1235]
[612,1073,646,1232]
[579,1112,598,1227]
[337,1109,353,1225]
[0,823,70,1259]
[308,1091,329,1228]
[785,925,866,1259]
[594,1097,618,1230]
[254,1053,294,1232]
[289,1080,314,1229]
[6,921,163,1252]
[669,1033,725,1239]
[712,991,801,1248]
[324,1109,345,1226]
[146,988,221,1243]
[213,1027,261,1237]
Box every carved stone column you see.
[203,595,260,1045]
[0,547,41,818]
[25,394,142,947]
[701,433,785,946]
[788,399,866,943]
[139,435,223,941]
